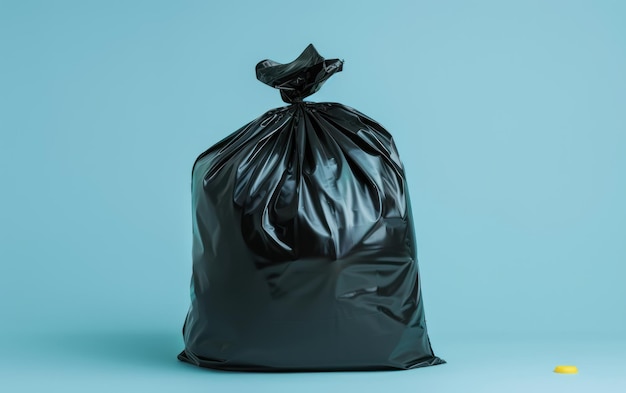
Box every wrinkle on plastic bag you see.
[179,44,445,371]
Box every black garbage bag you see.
[178,44,444,371]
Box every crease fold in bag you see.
[178,44,445,371]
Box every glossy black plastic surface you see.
[179,45,444,371]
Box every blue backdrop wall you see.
[1,0,625,345]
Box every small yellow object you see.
[554,365,578,374]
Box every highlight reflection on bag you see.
[179,44,445,371]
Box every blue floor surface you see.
[1,329,624,392]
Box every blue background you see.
[1,0,625,391]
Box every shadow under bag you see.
[179,44,445,371]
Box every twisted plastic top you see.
[256,44,343,103]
